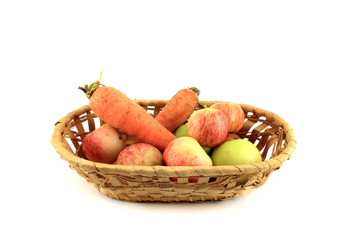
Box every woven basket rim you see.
[50,101,296,177]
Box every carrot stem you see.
[78,71,104,99]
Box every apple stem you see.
[79,71,104,99]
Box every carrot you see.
[155,87,200,132]
[79,73,176,151]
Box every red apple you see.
[187,108,228,148]
[163,137,213,182]
[210,102,245,132]
[82,123,125,163]
[113,143,163,166]
[225,133,240,142]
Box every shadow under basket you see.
[51,100,296,203]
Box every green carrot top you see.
[79,71,104,99]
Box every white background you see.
[1,0,359,239]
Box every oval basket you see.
[51,100,296,203]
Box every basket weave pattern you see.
[51,100,296,202]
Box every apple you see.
[174,123,212,154]
[211,139,262,184]
[174,124,188,138]
[163,137,213,182]
[187,108,228,148]
[113,143,163,166]
[210,102,245,132]
[212,139,262,165]
[203,146,212,155]
[82,123,125,163]
[225,133,240,142]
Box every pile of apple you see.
[81,102,262,182]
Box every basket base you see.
[98,187,254,203]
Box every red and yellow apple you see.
[82,123,125,163]
[187,108,228,148]
[210,102,245,132]
[174,123,212,154]
[113,143,163,166]
[163,137,213,182]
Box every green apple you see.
[203,146,212,155]
[211,139,262,185]
[174,124,188,138]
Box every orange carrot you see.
[155,87,200,132]
[79,75,176,151]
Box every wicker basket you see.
[51,100,296,203]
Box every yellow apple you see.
[211,139,262,184]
